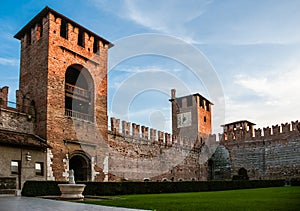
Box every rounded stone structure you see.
[58,184,86,200]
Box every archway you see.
[65,64,94,122]
[69,152,91,181]
[207,158,214,180]
[238,168,249,180]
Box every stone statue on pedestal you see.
[68,169,75,184]
[103,156,109,182]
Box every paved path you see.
[0,196,147,211]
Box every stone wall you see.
[107,117,218,181]
[220,121,300,180]
[209,145,231,180]
[0,177,17,193]
[0,86,8,108]
[0,108,34,134]
[45,10,109,181]
[13,8,110,181]
[0,145,46,189]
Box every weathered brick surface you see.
[0,87,8,107]
[220,121,300,180]
[0,109,34,133]
[107,121,218,181]
[13,8,110,181]
[2,7,299,184]
[170,90,212,142]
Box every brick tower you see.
[170,89,213,142]
[14,7,112,181]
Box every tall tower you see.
[170,89,213,142]
[14,7,112,181]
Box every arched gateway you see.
[69,151,91,181]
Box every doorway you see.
[238,167,249,180]
[69,152,91,181]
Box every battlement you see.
[14,7,111,53]
[0,86,8,108]
[109,117,214,149]
[0,86,36,117]
[221,120,300,142]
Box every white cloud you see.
[92,0,212,44]
[0,57,19,66]
[235,63,300,102]
[225,60,300,128]
[113,65,179,74]
[135,2,210,43]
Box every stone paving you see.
[0,196,147,211]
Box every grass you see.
[81,186,300,210]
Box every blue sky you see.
[1,0,300,134]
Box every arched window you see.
[65,65,94,122]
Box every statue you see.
[103,156,109,182]
[68,169,75,184]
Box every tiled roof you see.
[0,129,51,150]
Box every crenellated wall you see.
[0,87,8,108]
[0,86,35,134]
[222,121,299,142]
[219,120,300,180]
[107,117,218,181]
[109,117,205,148]
[2,6,300,184]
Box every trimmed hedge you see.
[21,181,67,197]
[22,180,285,197]
[290,178,300,186]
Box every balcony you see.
[65,109,94,122]
[65,83,90,101]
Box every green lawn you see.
[81,187,300,211]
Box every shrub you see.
[21,181,67,196]
[21,180,285,197]
[290,178,300,186]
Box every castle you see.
[0,7,299,190]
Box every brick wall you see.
[220,121,300,180]
[107,118,218,181]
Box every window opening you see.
[93,38,99,54]
[60,19,68,39]
[199,97,204,108]
[65,66,94,122]
[78,29,85,47]
[176,99,182,108]
[37,23,43,40]
[206,101,210,111]
[35,162,44,176]
[11,160,20,175]
[26,32,31,46]
[187,96,193,107]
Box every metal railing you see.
[65,109,94,122]
[65,83,90,99]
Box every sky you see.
[1,0,300,134]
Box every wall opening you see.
[187,96,193,107]
[36,23,43,40]
[69,152,91,181]
[78,29,85,47]
[60,19,68,39]
[93,38,99,54]
[26,33,31,46]
[238,167,249,180]
[65,64,94,122]
[207,158,214,180]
